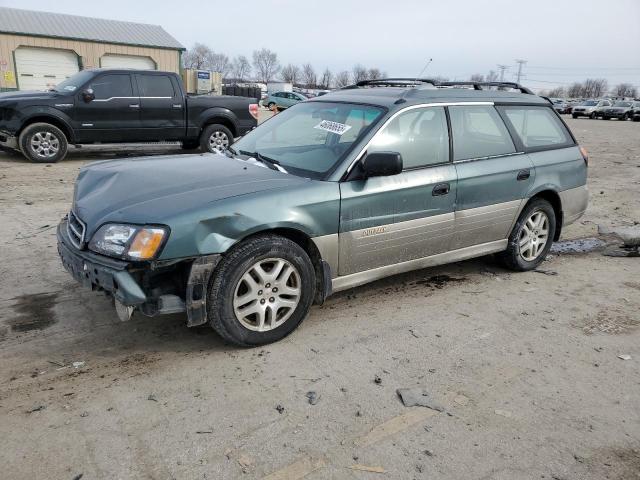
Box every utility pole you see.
[497,64,508,82]
[515,59,527,83]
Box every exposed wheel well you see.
[19,117,73,143]
[527,190,563,241]
[202,117,236,137]
[237,228,328,305]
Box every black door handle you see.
[517,169,531,181]
[432,183,450,196]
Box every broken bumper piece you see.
[57,221,147,306]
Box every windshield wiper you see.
[238,150,287,173]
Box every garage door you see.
[14,47,79,91]
[100,55,156,70]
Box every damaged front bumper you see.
[57,220,220,326]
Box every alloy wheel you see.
[208,130,229,153]
[233,258,301,332]
[30,131,60,159]
[518,210,550,262]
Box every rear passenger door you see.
[135,73,185,140]
[339,106,457,275]
[448,105,534,250]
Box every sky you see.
[2,0,639,91]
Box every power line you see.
[497,64,509,82]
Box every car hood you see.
[73,152,309,236]
[0,90,60,102]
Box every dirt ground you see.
[0,117,639,480]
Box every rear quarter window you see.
[500,106,574,150]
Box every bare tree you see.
[546,87,566,98]
[302,63,317,88]
[352,64,368,83]
[567,82,583,98]
[319,68,332,90]
[183,43,213,70]
[252,48,280,83]
[280,64,301,85]
[334,70,351,88]
[209,52,232,78]
[367,68,383,80]
[613,83,637,98]
[581,78,608,98]
[470,74,485,82]
[486,70,499,82]
[231,55,251,82]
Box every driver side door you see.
[71,73,141,143]
[338,106,457,276]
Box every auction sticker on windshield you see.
[314,120,352,135]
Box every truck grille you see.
[67,210,86,249]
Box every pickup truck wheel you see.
[496,198,556,272]
[207,235,316,347]
[201,124,233,154]
[19,123,68,163]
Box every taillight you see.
[249,103,259,120]
[579,146,589,166]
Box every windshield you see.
[582,101,598,106]
[232,101,385,179]
[53,70,94,92]
[613,101,632,107]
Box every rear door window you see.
[137,74,175,97]
[89,74,133,100]
[448,105,516,161]
[500,106,574,150]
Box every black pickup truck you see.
[0,69,258,163]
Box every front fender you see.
[19,106,76,142]
[158,181,341,260]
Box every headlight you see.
[89,224,168,260]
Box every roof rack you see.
[342,78,534,95]
[436,81,534,95]
[342,78,437,89]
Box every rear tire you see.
[200,124,233,154]
[18,123,68,163]
[207,235,316,347]
[496,199,556,272]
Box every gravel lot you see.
[0,117,639,480]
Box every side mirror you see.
[361,151,403,178]
[82,88,95,103]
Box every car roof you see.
[310,85,551,109]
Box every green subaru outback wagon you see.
[58,79,588,346]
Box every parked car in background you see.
[57,78,588,346]
[572,99,612,119]
[264,91,307,110]
[0,69,258,162]
[601,101,635,120]
[631,101,640,122]
[551,98,571,114]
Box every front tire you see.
[18,123,68,163]
[497,199,556,271]
[207,235,316,347]
[200,124,233,154]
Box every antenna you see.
[396,58,433,103]
[413,58,433,84]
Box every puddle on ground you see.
[414,274,467,289]
[7,292,58,333]
[550,237,605,254]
